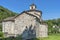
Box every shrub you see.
[0,32,4,38]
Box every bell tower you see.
[30,4,36,10]
[29,4,42,20]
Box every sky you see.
[0,0,60,20]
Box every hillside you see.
[0,6,17,22]
[0,6,17,31]
[45,18,60,33]
[45,18,60,27]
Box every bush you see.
[0,32,4,38]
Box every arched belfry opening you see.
[30,4,36,10]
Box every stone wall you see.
[14,13,36,35]
[39,24,48,37]
[2,21,15,37]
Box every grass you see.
[0,34,60,40]
[38,34,60,40]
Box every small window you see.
[31,6,33,9]
[26,26,27,28]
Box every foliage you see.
[45,18,60,34]
[0,23,2,31]
[0,6,17,22]
[0,32,4,38]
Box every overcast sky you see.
[0,0,60,20]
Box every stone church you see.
[2,4,48,39]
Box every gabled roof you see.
[2,10,42,22]
[4,17,14,20]
[14,10,42,18]
[2,17,15,22]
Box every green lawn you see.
[38,34,60,40]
